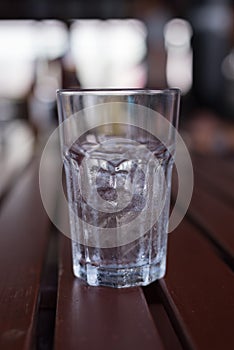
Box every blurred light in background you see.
[35,20,68,60]
[0,20,68,101]
[28,21,68,130]
[192,3,232,36]
[222,51,234,81]
[164,18,193,94]
[70,19,147,88]
[32,20,68,107]
[0,20,36,99]
[221,50,234,113]
[191,2,232,106]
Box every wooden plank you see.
[192,154,234,181]
[54,235,165,350]
[172,155,234,266]
[192,155,234,204]
[0,159,52,350]
[147,303,183,350]
[189,185,234,264]
[158,219,234,350]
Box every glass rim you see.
[56,87,180,96]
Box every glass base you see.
[73,259,166,288]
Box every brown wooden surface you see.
[191,155,234,204]
[188,182,234,264]
[159,219,234,350]
[0,151,234,350]
[0,158,53,350]
[172,155,234,267]
[54,154,234,350]
[187,156,234,267]
[54,235,165,350]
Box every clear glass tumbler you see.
[57,88,180,288]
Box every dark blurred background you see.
[0,0,234,162]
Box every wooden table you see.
[0,148,233,350]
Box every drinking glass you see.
[57,88,180,288]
